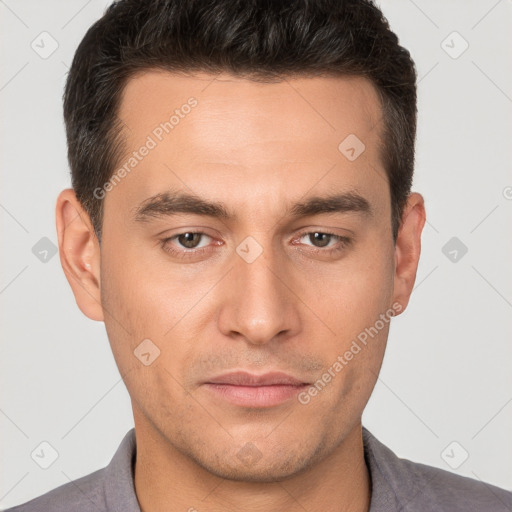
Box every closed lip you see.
[204,371,308,387]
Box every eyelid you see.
[291,229,352,255]
[160,231,218,258]
[293,229,344,245]
[167,231,213,247]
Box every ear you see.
[55,188,104,321]
[392,192,426,313]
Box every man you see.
[5,0,511,511]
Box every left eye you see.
[168,232,212,249]
[298,231,340,248]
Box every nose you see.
[216,240,302,346]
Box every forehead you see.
[118,69,383,144]
[110,70,387,217]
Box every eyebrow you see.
[133,189,372,223]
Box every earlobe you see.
[392,192,426,313]
[55,188,104,321]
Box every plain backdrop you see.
[1,0,511,508]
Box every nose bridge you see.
[217,236,300,344]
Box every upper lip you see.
[205,371,308,386]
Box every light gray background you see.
[1,0,511,508]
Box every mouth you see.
[202,371,310,408]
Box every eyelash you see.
[160,230,351,259]
[292,230,352,256]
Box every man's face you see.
[98,70,402,481]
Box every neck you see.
[133,420,371,512]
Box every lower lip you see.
[203,383,308,408]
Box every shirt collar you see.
[362,426,426,511]
[104,428,141,511]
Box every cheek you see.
[99,241,213,378]
[320,243,395,329]
[306,237,394,405]
[99,241,164,372]
[100,238,191,329]
[99,255,194,420]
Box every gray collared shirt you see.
[5,427,512,511]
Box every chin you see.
[186,442,322,483]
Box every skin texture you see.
[56,71,425,512]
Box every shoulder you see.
[2,468,107,512]
[3,429,138,512]
[397,456,512,511]
[363,427,512,512]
